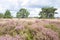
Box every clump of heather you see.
[29,24,59,40]
[45,24,60,39]
[0,19,59,40]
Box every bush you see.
[45,24,60,39]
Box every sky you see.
[0,0,60,17]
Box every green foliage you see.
[39,7,57,18]
[15,27,33,40]
[0,13,4,18]
[21,29,33,40]
[16,8,30,18]
[0,7,58,18]
[4,10,12,18]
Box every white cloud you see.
[21,0,29,7]
[55,8,60,17]
[28,0,52,6]
[28,8,41,17]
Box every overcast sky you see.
[0,0,60,17]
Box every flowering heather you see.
[0,19,60,40]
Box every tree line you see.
[0,7,58,19]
